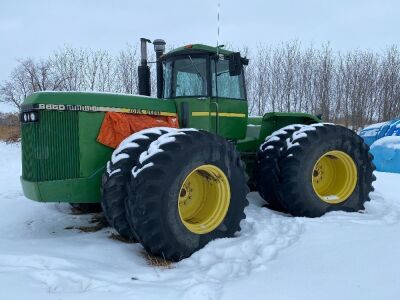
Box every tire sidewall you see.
[284,126,367,215]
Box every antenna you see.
[217,1,220,56]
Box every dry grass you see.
[108,233,137,244]
[0,125,20,143]
[65,214,109,233]
[142,251,174,268]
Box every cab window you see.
[163,56,208,98]
[212,59,245,99]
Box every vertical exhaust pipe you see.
[153,39,166,99]
[138,38,151,96]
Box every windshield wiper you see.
[188,55,205,82]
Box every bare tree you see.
[1,41,400,130]
[0,65,31,109]
[52,46,86,91]
[115,45,139,94]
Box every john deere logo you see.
[31,103,177,117]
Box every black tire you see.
[101,127,176,240]
[277,124,376,217]
[256,124,305,212]
[70,203,102,214]
[126,129,249,261]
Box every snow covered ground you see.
[0,142,399,300]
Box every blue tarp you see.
[370,136,400,173]
[359,119,400,173]
[359,119,400,146]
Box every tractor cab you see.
[161,45,247,101]
[161,45,249,140]
[140,40,249,140]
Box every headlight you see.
[20,111,39,123]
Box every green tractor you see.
[20,38,375,261]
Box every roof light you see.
[184,44,193,49]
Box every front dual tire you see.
[126,130,249,261]
[102,129,249,261]
[100,128,173,240]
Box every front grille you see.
[21,110,80,181]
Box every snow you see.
[260,124,323,151]
[108,168,121,177]
[286,123,339,149]
[265,124,306,141]
[363,121,389,130]
[1,142,400,299]
[359,122,389,138]
[287,128,310,149]
[300,124,316,131]
[111,127,177,165]
[360,128,381,137]
[131,162,154,178]
[312,122,335,127]
[371,136,400,150]
[265,135,280,143]
[291,130,307,141]
[260,125,305,151]
[133,129,197,177]
[286,140,300,150]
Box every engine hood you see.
[21,91,177,116]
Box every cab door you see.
[165,54,213,132]
[211,58,248,140]
[175,97,212,131]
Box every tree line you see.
[245,42,400,129]
[1,42,399,129]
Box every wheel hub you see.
[312,150,358,204]
[178,164,230,234]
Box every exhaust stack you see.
[153,39,166,99]
[138,38,151,96]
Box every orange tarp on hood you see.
[97,112,179,148]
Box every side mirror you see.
[229,52,243,76]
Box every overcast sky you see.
[0,0,399,85]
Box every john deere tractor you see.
[20,38,375,261]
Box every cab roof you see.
[163,44,234,59]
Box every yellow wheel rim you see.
[178,164,231,234]
[312,150,358,204]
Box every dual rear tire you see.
[256,124,375,217]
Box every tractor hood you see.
[19,91,178,204]
[21,91,177,116]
